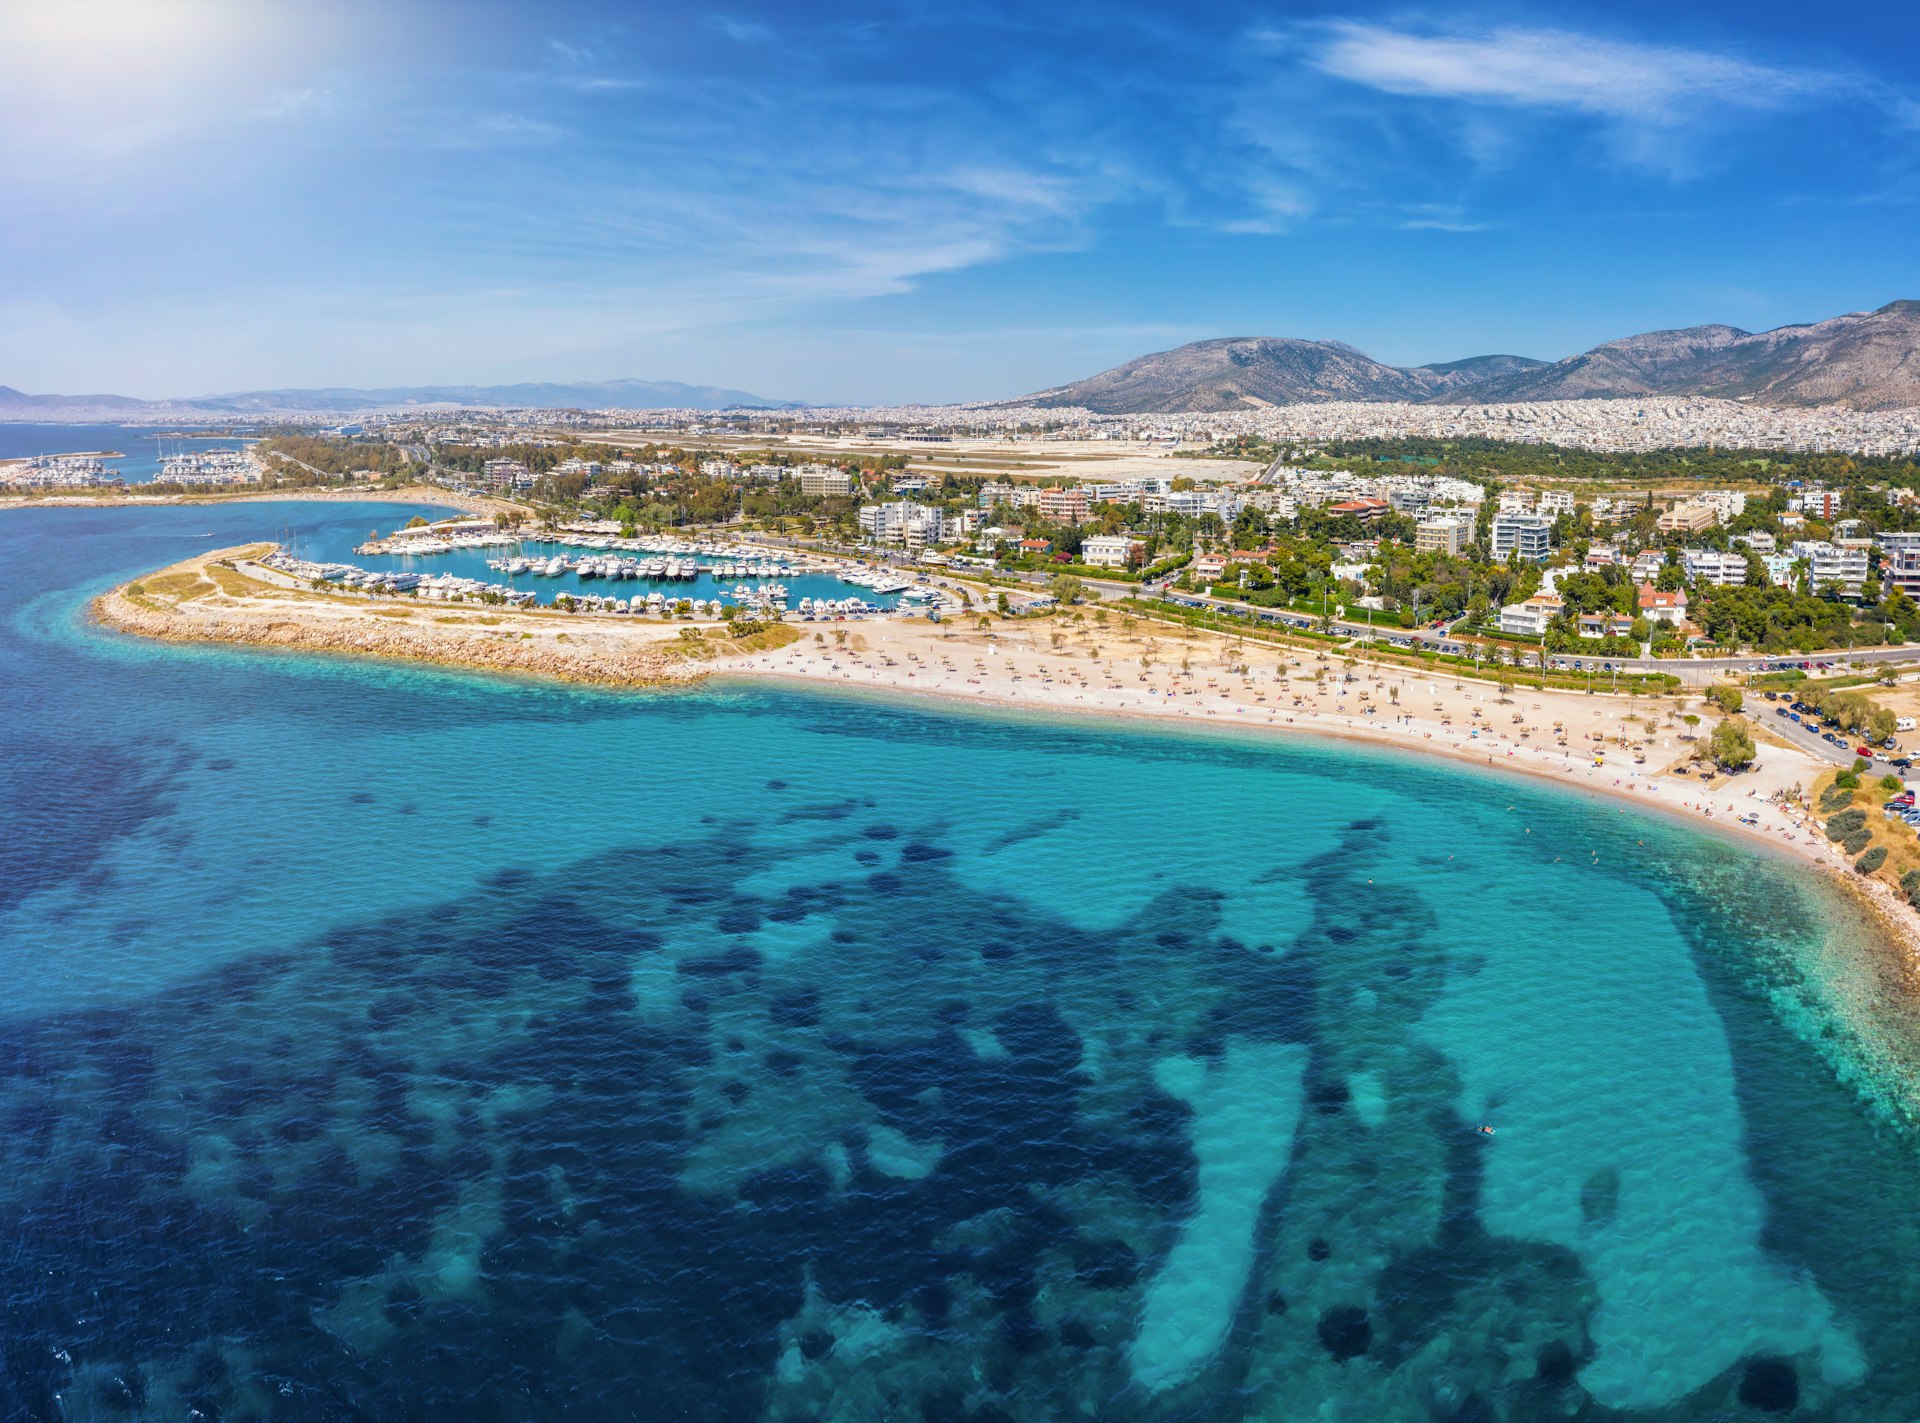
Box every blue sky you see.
[3,0,1917,403]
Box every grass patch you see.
[727,624,801,655]
[142,571,213,601]
[204,563,281,597]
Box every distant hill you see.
[1023,300,1920,413]
[0,378,801,421]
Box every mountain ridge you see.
[0,378,801,421]
[1024,300,1920,413]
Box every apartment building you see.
[1656,502,1718,535]
[1080,534,1147,569]
[1491,512,1552,563]
[1037,486,1090,523]
[1414,516,1471,555]
[1681,549,1750,587]
[1497,593,1564,637]
[1790,540,1869,598]
[796,465,854,498]
[858,501,944,547]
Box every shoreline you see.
[0,483,511,516]
[90,540,1920,983]
[715,662,1920,986]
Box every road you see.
[744,535,1920,686]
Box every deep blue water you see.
[0,422,253,482]
[5,501,1920,1420]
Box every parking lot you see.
[1758,691,1910,772]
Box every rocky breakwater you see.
[92,545,689,690]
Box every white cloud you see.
[1301,22,1831,124]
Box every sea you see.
[0,422,255,483]
[4,499,1920,1421]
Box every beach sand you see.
[94,542,1920,966]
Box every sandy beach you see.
[93,540,1920,966]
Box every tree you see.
[1049,573,1085,606]
[1705,684,1744,714]
[1709,716,1756,770]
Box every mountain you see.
[0,385,157,415]
[1024,301,1920,413]
[0,378,800,421]
[1461,302,1920,408]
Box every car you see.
[1857,746,1874,758]
[1776,707,1791,717]
[1789,712,1801,722]
[1896,759,1915,770]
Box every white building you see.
[1681,549,1750,587]
[858,502,945,547]
[1491,512,1552,563]
[1496,593,1564,637]
[1081,534,1147,569]
[797,465,854,498]
[1790,540,1870,598]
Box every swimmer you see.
[1475,1124,1496,1136]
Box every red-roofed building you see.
[1327,497,1390,523]
[1636,582,1689,626]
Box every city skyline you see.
[4,0,1918,404]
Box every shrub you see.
[1853,757,1871,774]
[1881,775,1906,793]
[1856,846,1888,875]
[1826,808,1867,839]
[1835,771,1861,790]
[1842,828,1873,856]
[1902,869,1920,904]
[1820,785,1856,812]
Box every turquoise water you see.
[5,501,1920,1419]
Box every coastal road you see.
[742,536,1919,686]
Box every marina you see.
[279,527,949,619]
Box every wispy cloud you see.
[1397,204,1499,233]
[708,14,773,44]
[1298,22,1827,124]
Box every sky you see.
[3,0,1918,405]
